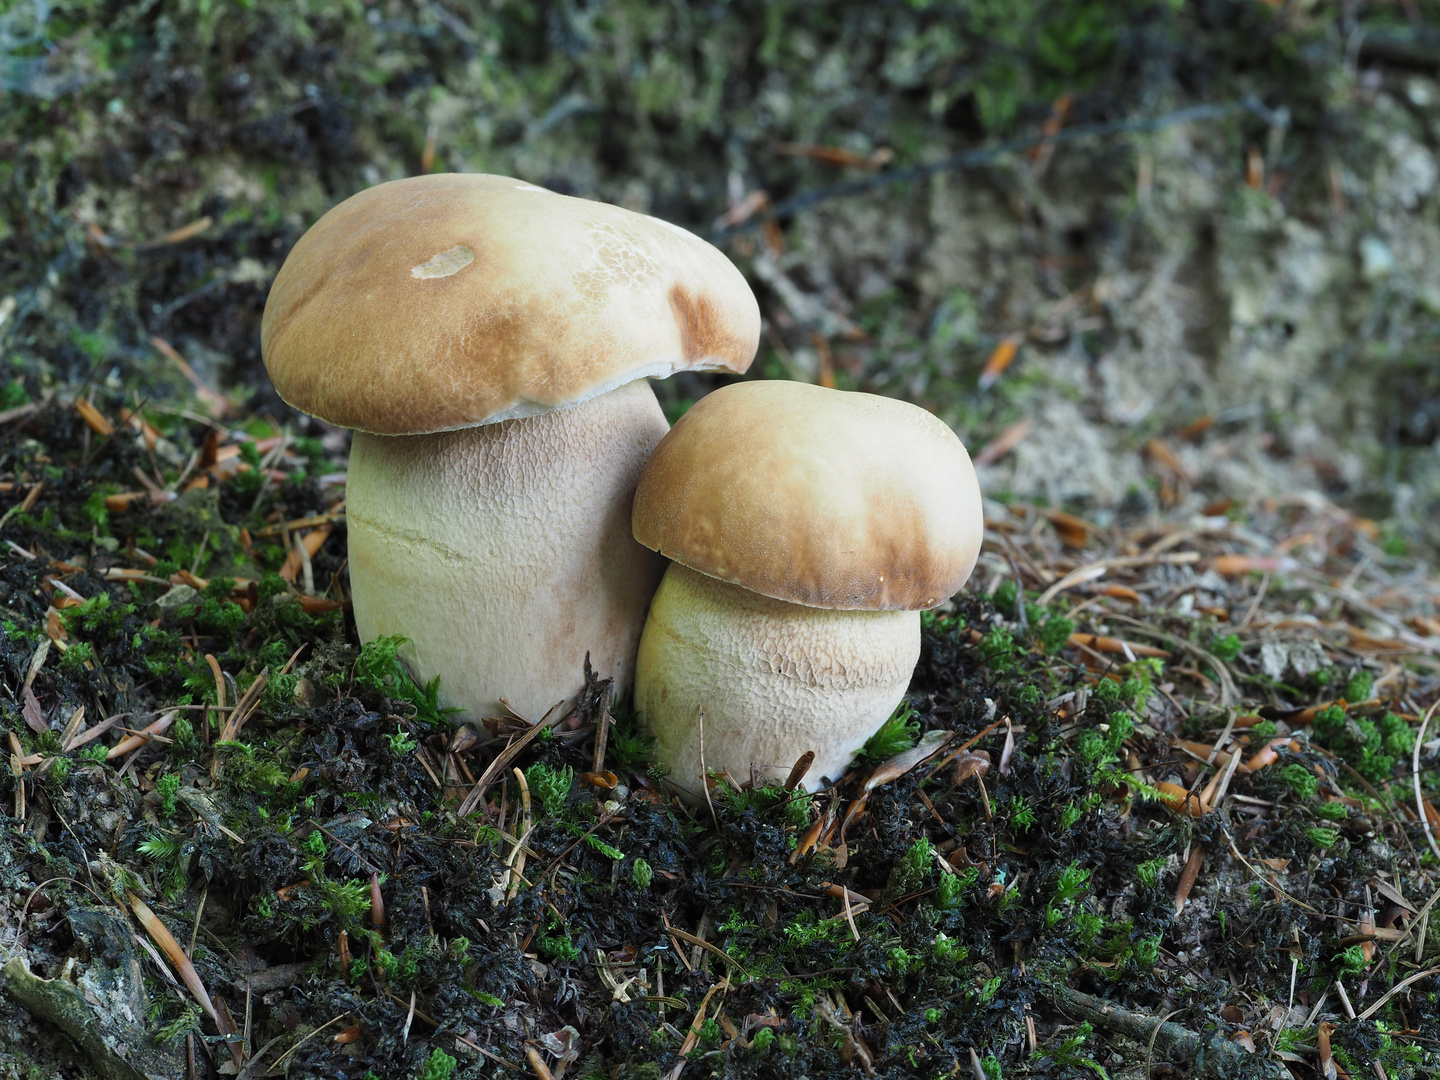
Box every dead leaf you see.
[952,750,992,786]
[864,730,955,791]
[21,687,47,735]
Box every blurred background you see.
[4,0,1440,553]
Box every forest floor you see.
[0,388,1436,1079]
[4,1,1440,1078]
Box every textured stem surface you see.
[636,562,919,799]
[347,379,668,722]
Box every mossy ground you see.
[2,395,1437,1078]
[3,2,1440,1078]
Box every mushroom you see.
[261,174,758,722]
[631,380,983,797]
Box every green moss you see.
[156,774,180,818]
[1037,614,1075,654]
[1210,633,1243,662]
[525,762,574,816]
[860,700,920,762]
[1278,763,1319,800]
[355,635,457,728]
[979,626,1021,674]
[1311,706,1400,783]
[58,641,94,674]
[1345,670,1375,703]
[538,931,580,963]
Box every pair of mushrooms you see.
[261,173,981,798]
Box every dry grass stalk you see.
[1155,781,1209,818]
[589,681,614,774]
[1066,633,1170,659]
[784,750,815,791]
[279,524,331,586]
[455,700,567,818]
[21,638,49,695]
[205,653,227,712]
[865,730,955,791]
[504,767,533,903]
[74,398,113,437]
[1416,701,1440,862]
[219,668,269,743]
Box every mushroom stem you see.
[347,378,669,722]
[636,563,919,799]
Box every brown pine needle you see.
[107,712,176,759]
[127,893,217,1022]
[1174,845,1205,913]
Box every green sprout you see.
[416,1047,456,1080]
[860,700,920,761]
[524,762,574,816]
[631,858,653,888]
[1054,861,1090,904]
[1278,763,1319,800]
[156,773,181,817]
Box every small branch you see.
[1042,985,1290,1079]
[1415,701,1440,862]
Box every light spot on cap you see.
[411,244,475,279]
[514,182,549,193]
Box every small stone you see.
[1360,236,1396,281]
[153,584,198,613]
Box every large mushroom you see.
[631,380,982,797]
[261,174,759,722]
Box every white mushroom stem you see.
[635,563,920,799]
[346,378,669,722]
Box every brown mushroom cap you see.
[632,381,983,611]
[261,173,759,434]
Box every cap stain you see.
[669,283,732,362]
[411,244,475,279]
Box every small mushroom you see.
[262,174,758,722]
[631,381,982,797]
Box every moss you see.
[858,699,920,762]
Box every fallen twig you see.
[1416,701,1440,862]
[1042,984,1290,1079]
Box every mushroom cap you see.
[261,173,760,434]
[632,381,983,611]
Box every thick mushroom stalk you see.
[347,379,668,721]
[261,174,760,726]
[635,564,919,796]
